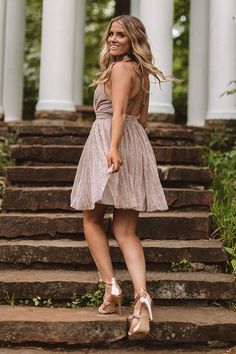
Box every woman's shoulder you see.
[110,60,141,80]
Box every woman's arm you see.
[107,62,133,172]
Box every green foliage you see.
[170,258,192,272]
[23,0,42,119]
[173,0,190,124]
[32,296,53,308]
[32,295,41,306]
[224,247,236,275]
[67,283,104,308]
[0,136,16,211]
[83,0,115,105]
[0,137,15,176]
[220,80,236,98]
[1,289,16,307]
[202,141,236,275]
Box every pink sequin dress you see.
[70,83,169,212]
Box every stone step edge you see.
[5,165,213,184]
[1,266,234,302]
[0,348,235,354]
[0,211,211,239]
[0,239,227,264]
[0,305,236,344]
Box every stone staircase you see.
[0,121,236,352]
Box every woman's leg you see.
[112,208,146,297]
[112,208,150,332]
[83,203,114,284]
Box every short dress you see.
[70,83,169,212]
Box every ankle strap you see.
[134,288,149,306]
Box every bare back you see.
[104,61,150,127]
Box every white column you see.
[3,0,26,121]
[140,0,174,115]
[206,0,236,122]
[0,0,6,120]
[74,0,86,106]
[187,0,209,126]
[36,0,76,114]
[131,0,140,17]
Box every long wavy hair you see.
[91,15,179,88]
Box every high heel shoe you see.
[128,288,153,340]
[98,276,123,316]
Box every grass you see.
[201,134,236,275]
[0,136,16,211]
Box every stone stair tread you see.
[0,269,233,283]
[0,349,234,354]
[5,165,213,184]
[2,187,213,212]
[0,238,227,265]
[0,305,236,344]
[0,269,234,300]
[16,124,195,138]
[0,211,211,240]
[0,238,224,248]
[9,145,203,165]
[4,185,212,191]
[0,210,210,217]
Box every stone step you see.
[0,305,236,344]
[16,124,195,141]
[9,145,203,165]
[18,135,196,146]
[5,165,213,186]
[2,187,213,211]
[0,239,227,267]
[0,269,234,300]
[0,211,210,240]
[1,348,235,354]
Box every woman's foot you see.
[128,288,153,340]
[98,277,123,316]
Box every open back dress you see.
[70,82,169,212]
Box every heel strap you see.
[103,281,112,286]
[134,288,150,306]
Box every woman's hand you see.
[107,147,123,173]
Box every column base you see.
[35,110,79,121]
[205,119,236,129]
[148,112,176,123]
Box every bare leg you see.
[112,208,146,297]
[83,203,114,285]
[112,208,148,331]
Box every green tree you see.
[83,0,115,105]
[23,0,42,119]
[173,0,190,124]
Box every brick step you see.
[9,145,203,165]
[0,305,236,344]
[0,211,211,240]
[0,239,227,268]
[5,165,213,187]
[0,269,234,301]
[2,187,213,212]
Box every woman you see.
[70,15,176,339]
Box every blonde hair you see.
[91,15,179,88]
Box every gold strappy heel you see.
[128,288,153,340]
[98,275,123,316]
